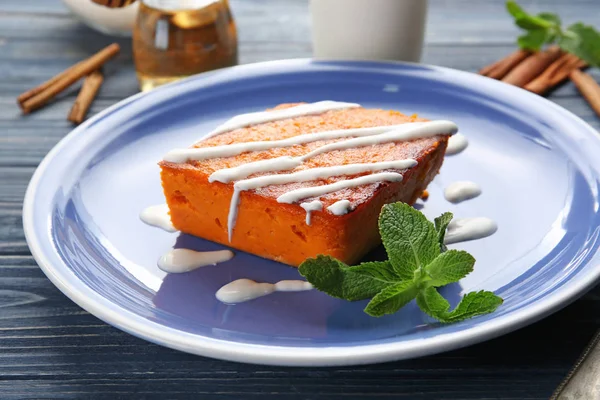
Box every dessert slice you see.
[160,101,456,267]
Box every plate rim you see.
[22,58,600,366]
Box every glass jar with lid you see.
[132,0,238,91]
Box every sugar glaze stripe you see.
[199,100,360,142]
[277,172,404,204]
[209,121,456,183]
[227,161,415,241]
[167,123,418,165]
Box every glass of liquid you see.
[133,0,238,91]
[310,0,427,62]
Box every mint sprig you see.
[298,203,503,322]
[506,1,600,67]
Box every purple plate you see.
[23,60,600,366]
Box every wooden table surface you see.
[2,0,600,398]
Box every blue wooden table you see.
[2,1,600,398]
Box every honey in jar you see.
[133,0,238,91]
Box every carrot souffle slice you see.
[159,101,458,267]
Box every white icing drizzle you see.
[444,181,482,203]
[300,200,323,225]
[327,199,352,215]
[169,123,424,166]
[444,217,497,244]
[158,248,234,273]
[227,189,241,242]
[235,160,417,192]
[210,156,300,183]
[208,121,454,183]
[446,133,468,155]
[277,172,404,204]
[221,120,453,238]
[227,161,416,240]
[140,204,177,232]
[215,279,313,304]
[200,101,360,142]
[299,121,457,161]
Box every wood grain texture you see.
[1,0,599,398]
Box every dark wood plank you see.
[0,167,33,203]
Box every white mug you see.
[310,0,428,62]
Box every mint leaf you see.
[425,250,475,287]
[515,15,553,30]
[559,23,600,67]
[298,255,389,300]
[506,1,526,19]
[505,1,600,66]
[507,2,556,30]
[518,29,551,51]
[364,281,419,317]
[379,203,439,280]
[348,261,403,283]
[415,286,449,317]
[298,202,503,324]
[416,287,503,323]
[506,2,557,50]
[538,12,561,26]
[434,212,453,251]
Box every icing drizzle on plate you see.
[158,248,234,273]
[216,279,313,304]
[140,204,176,232]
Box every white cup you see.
[310,0,428,62]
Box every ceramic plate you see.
[23,60,600,366]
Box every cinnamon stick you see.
[524,53,588,95]
[17,63,81,105]
[479,49,531,80]
[570,69,600,118]
[67,70,104,124]
[19,43,119,114]
[502,46,563,87]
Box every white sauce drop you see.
[327,199,352,215]
[200,100,360,142]
[300,200,323,225]
[158,249,234,273]
[446,133,468,155]
[444,181,482,203]
[215,279,313,304]
[140,204,177,232]
[444,217,497,244]
[277,172,404,204]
